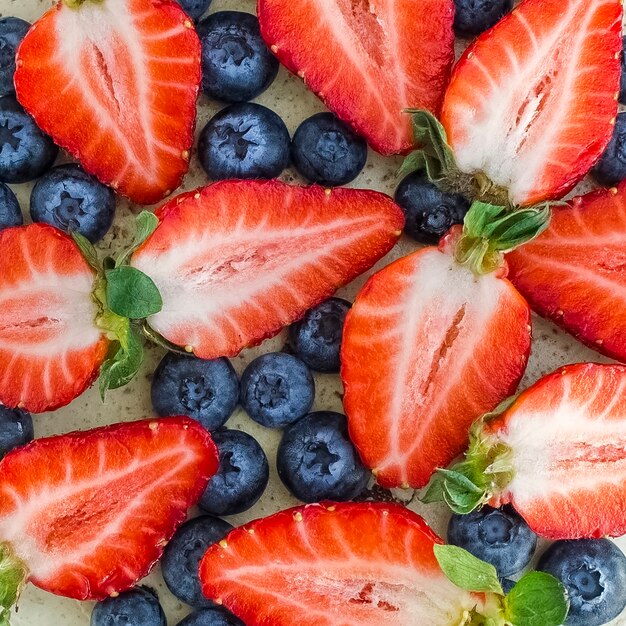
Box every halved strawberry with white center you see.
[507,184,626,362]
[0,224,108,413]
[0,417,217,608]
[199,502,492,625]
[15,0,201,204]
[428,363,626,540]
[439,0,622,206]
[342,209,533,489]
[257,0,455,155]
[131,180,404,359]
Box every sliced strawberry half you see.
[0,224,108,413]
[131,180,404,359]
[342,233,531,489]
[438,363,626,539]
[199,502,487,625]
[507,184,626,362]
[0,417,218,600]
[257,0,455,155]
[15,0,201,205]
[441,0,622,206]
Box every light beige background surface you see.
[1,0,624,624]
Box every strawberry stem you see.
[0,544,28,626]
[63,0,105,9]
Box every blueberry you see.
[290,113,368,186]
[198,11,279,103]
[0,18,29,97]
[91,587,166,626]
[453,0,513,38]
[593,113,626,186]
[151,353,239,432]
[538,539,626,626]
[447,505,537,578]
[289,298,351,373]
[0,405,33,458]
[240,353,314,428]
[198,103,290,180]
[175,0,211,21]
[0,96,57,183]
[161,515,233,608]
[501,578,516,594]
[199,429,269,516]
[30,164,115,243]
[0,183,21,229]
[176,608,244,626]
[394,172,471,244]
[277,411,369,502]
[619,37,626,104]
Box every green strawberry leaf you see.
[71,232,100,273]
[99,327,144,399]
[116,211,159,267]
[434,544,504,595]
[105,266,162,320]
[0,543,28,626]
[504,571,568,626]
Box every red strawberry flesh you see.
[15,0,201,204]
[200,501,483,625]
[0,224,108,413]
[0,417,218,599]
[257,0,455,155]
[131,180,404,359]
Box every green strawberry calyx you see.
[0,543,28,626]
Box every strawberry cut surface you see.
[484,363,626,539]
[15,0,201,205]
[507,184,626,363]
[342,243,530,489]
[131,180,404,359]
[0,417,218,599]
[441,0,622,206]
[0,224,108,413]
[199,502,483,625]
[257,0,455,156]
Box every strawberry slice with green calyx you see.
[0,417,218,623]
[198,502,568,626]
[256,0,455,155]
[425,363,626,540]
[131,180,404,359]
[0,224,109,413]
[507,184,626,362]
[341,202,547,489]
[14,0,201,205]
[402,0,622,207]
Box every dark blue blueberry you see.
[199,429,269,516]
[30,164,115,243]
[277,411,369,502]
[0,183,21,229]
[447,505,537,578]
[620,36,626,104]
[593,113,626,186]
[289,298,351,373]
[161,515,233,608]
[240,353,314,428]
[0,96,57,183]
[501,578,516,594]
[90,587,166,626]
[0,18,30,97]
[151,353,239,432]
[394,171,471,244]
[198,11,279,103]
[291,113,368,186]
[0,405,32,458]
[198,103,289,180]
[453,0,513,38]
[538,539,626,626]
[176,607,244,626]
[175,0,211,21]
